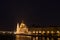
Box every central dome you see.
[16,20,28,34]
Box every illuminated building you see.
[15,20,60,36]
[16,20,28,34]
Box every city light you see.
[2,32,5,34]
[33,31,35,33]
[47,31,50,33]
[57,31,60,33]
[51,31,54,34]
[42,31,45,33]
[15,21,29,34]
[36,31,38,33]
[39,31,41,33]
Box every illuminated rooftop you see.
[16,20,28,34]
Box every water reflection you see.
[47,37,49,40]
[16,35,60,40]
[16,35,31,40]
[0,34,60,40]
[16,35,20,40]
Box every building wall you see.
[28,27,60,34]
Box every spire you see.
[16,23,19,33]
[16,20,29,34]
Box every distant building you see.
[16,20,60,34]
[16,20,28,34]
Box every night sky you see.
[0,0,60,31]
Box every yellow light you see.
[36,31,38,33]
[2,32,5,34]
[28,31,31,34]
[47,31,50,33]
[16,23,20,33]
[33,31,35,33]
[57,31,59,33]
[36,37,38,40]
[39,31,41,33]
[16,35,20,40]
[51,31,54,33]
[14,32,16,34]
[16,21,29,34]
[42,31,45,33]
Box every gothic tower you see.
[16,20,28,34]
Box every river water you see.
[0,34,60,40]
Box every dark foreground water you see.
[0,34,60,40]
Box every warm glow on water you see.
[15,35,60,40]
[1,21,60,40]
[14,21,60,40]
[51,31,54,34]
[47,31,50,33]
[39,31,41,33]
[16,35,31,40]
[16,35,20,40]
[16,21,29,34]
[0,34,60,40]
[57,31,60,33]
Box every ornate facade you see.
[16,21,60,36]
[16,21,28,34]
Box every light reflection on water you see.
[0,34,60,40]
[16,35,60,40]
[16,35,31,40]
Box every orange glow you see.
[2,32,5,34]
[47,31,50,33]
[33,31,35,33]
[57,31,60,33]
[42,31,45,33]
[36,37,38,40]
[39,31,41,33]
[16,23,20,34]
[51,31,54,33]
[28,31,31,34]
[16,35,20,40]
[16,21,29,34]
[36,31,38,33]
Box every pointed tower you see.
[19,20,28,34]
[16,20,28,34]
[16,23,20,33]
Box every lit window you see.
[39,31,41,33]
[47,31,50,33]
[42,31,45,33]
[51,31,54,33]
[33,31,35,33]
[3,32,5,34]
[36,31,38,33]
[57,31,59,33]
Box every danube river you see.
[0,34,60,40]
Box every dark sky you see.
[0,0,60,31]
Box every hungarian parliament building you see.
[16,20,60,36]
